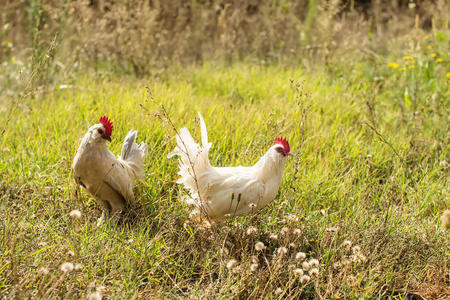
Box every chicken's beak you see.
[102,135,112,142]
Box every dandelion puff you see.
[440,210,450,230]
[87,292,102,300]
[275,287,283,295]
[333,261,341,269]
[288,264,296,271]
[246,226,257,235]
[325,227,339,233]
[67,250,75,257]
[301,261,311,271]
[250,255,258,264]
[342,240,352,249]
[60,262,74,273]
[255,241,266,251]
[286,214,299,222]
[269,233,278,240]
[300,275,310,284]
[309,268,319,277]
[248,203,257,209]
[295,252,306,260]
[69,210,82,220]
[358,254,367,262]
[37,266,49,276]
[226,259,238,270]
[250,263,258,272]
[289,242,296,248]
[352,246,361,254]
[277,247,288,256]
[220,248,229,255]
[309,258,319,268]
[74,263,83,271]
[280,227,289,235]
[293,228,301,235]
[293,268,304,277]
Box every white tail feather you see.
[168,113,211,198]
[120,130,147,180]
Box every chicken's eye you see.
[275,147,285,154]
[97,128,103,135]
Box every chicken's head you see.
[273,137,292,157]
[89,115,114,143]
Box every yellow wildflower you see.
[424,35,429,40]
[446,72,450,79]
[436,58,443,63]
[410,60,415,64]
[11,57,17,64]
[400,67,406,71]
[430,53,436,58]
[403,56,413,60]
[387,62,399,69]
[409,65,415,69]
[426,45,432,50]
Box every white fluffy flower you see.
[309,258,319,267]
[300,275,310,284]
[293,268,304,277]
[60,262,74,273]
[69,210,82,220]
[309,268,319,277]
[250,263,258,272]
[87,292,102,300]
[295,252,306,260]
[246,226,257,235]
[277,247,288,256]
[301,261,311,271]
[226,259,238,270]
[255,241,266,251]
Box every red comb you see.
[99,116,113,137]
[274,136,290,153]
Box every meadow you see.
[1,1,449,299]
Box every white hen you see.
[73,116,147,217]
[168,112,292,221]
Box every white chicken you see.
[168,112,292,221]
[73,116,147,219]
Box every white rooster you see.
[73,116,147,219]
[168,112,292,221]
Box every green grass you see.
[0,35,449,299]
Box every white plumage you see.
[73,117,146,217]
[168,112,292,221]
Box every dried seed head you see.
[87,292,102,300]
[289,242,296,248]
[288,264,296,271]
[352,246,361,254]
[220,248,229,255]
[250,255,259,264]
[286,214,299,222]
[293,228,301,235]
[333,261,341,269]
[295,252,306,260]
[326,227,339,232]
[60,262,74,273]
[96,286,107,294]
[255,241,266,251]
[358,254,367,262]
[275,287,283,295]
[277,247,288,256]
[309,268,319,277]
[301,261,311,271]
[246,226,257,235]
[293,268,304,277]
[320,209,326,216]
[226,259,238,270]
[74,263,83,271]
[248,203,257,209]
[269,233,278,240]
[69,210,82,220]
[37,266,49,276]
[342,240,352,249]
[67,250,75,257]
[309,258,319,268]
[280,227,289,235]
[300,275,311,284]
[250,263,258,272]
